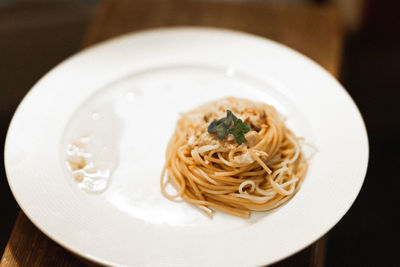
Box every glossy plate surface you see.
[5,27,368,267]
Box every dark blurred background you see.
[1,0,399,266]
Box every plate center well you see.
[61,65,312,227]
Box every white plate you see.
[5,27,368,267]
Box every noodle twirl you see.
[161,97,307,218]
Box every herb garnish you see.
[207,110,250,145]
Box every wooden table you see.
[1,0,343,266]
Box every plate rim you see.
[4,26,369,267]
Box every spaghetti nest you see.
[161,97,307,219]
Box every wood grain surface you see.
[1,0,342,266]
